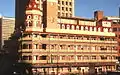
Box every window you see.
[27,15,31,19]
[34,34,38,37]
[29,56,32,60]
[62,24,65,29]
[35,0,39,3]
[66,2,68,5]
[77,56,81,60]
[42,44,46,49]
[29,5,32,8]
[92,56,96,60]
[58,0,60,4]
[41,34,47,38]
[62,7,64,10]
[34,15,38,19]
[28,44,32,49]
[66,8,68,11]
[62,13,64,16]
[67,25,70,29]
[109,28,112,32]
[58,12,60,16]
[81,26,83,30]
[72,25,74,30]
[58,6,60,10]
[98,27,101,32]
[69,8,72,11]
[76,26,79,30]
[40,55,47,60]
[85,26,88,31]
[28,21,32,26]
[118,28,120,31]
[113,28,117,32]
[70,14,72,17]
[62,56,65,60]
[69,2,72,5]
[66,13,68,17]
[101,56,107,60]
[22,56,29,60]
[23,44,28,49]
[62,1,64,5]
[34,44,38,49]
[36,21,39,27]
[51,45,54,49]
[34,5,37,8]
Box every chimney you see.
[94,11,104,21]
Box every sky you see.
[0,0,120,18]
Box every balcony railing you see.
[20,49,117,54]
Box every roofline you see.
[58,16,95,22]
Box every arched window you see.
[27,15,31,19]
[89,27,92,31]
[72,25,74,30]
[62,24,65,29]
[98,27,101,32]
[76,25,79,30]
[94,27,96,31]
[27,21,32,27]
[58,24,61,29]
[67,25,70,29]
[103,28,108,32]
[34,5,37,8]
[34,15,38,20]
[81,26,84,30]
[29,4,32,8]
[85,26,88,31]
[109,28,112,32]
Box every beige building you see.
[0,16,15,49]
[57,0,75,17]
[16,0,118,74]
[105,16,120,61]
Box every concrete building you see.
[105,16,120,61]
[57,0,75,17]
[15,0,118,74]
[0,16,15,49]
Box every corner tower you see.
[25,0,43,31]
[15,0,43,32]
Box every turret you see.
[25,0,43,32]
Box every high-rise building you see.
[57,0,75,17]
[0,16,15,49]
[15,0,118,74]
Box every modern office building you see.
[15,0,118,74]
[0,16,15,49]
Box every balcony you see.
[32,60,47,63]
[40,37,117,44]
[22,37,41,41]
[19,49,48,53]
[46,29,115,37]
[20,60,47,64]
